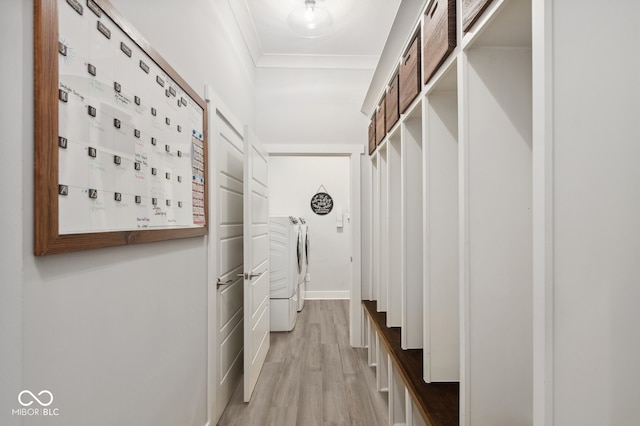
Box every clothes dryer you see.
[297,218,309,311]
[268,216,299,331]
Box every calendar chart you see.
[34,0,208,254]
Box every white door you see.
[242,128,270,401]
[210,110,245,422]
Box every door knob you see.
[237,272,260,280]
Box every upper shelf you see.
[463,0,532,49]
[428,58,458,95]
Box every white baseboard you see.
[304,290,350,300]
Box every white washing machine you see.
[297,218,309,311]
[268,216,300,331]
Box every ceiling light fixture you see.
[287,0,333,38]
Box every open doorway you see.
[269,155,351,300]
[265,145,363,347]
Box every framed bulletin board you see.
[34,0,208,255]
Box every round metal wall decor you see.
[310,188,333,215]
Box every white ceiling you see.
[228,0,402,69]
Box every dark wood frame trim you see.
[34,0,208,255]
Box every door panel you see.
[212,113,245,422]
[219,236,242,278]
[252,233,269,270]
[219,278,243,330]
[220,310,244,374]
[243,130,270,401]
[220,188,243,223]
[251,268,270,315]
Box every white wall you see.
[255,68,371,144]
[545,1,640,424]
[268,156,352,299]
[0,0,255,425]
[0,2,26,425]
[110,0,255,125]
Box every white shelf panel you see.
[387,133,403,327]
[378,146,389,312]
[462,0,531,50]
[372,155,380,306]
[462,44,533,424]
[368,315,378,368]
[424,81,460,382]
[376,334,390,393]
[389,360,407,426]
[401,108,424,350]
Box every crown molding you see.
[228,0,263,67]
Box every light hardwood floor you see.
[218,300,389,426]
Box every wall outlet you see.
[305,273,311,282]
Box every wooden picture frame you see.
[34,0,208,255]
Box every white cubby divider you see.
[401,104,424,349]
[459,0,533,422]
[389,360,407,426]
[424,62,459,383]
[376,334,390,393]
[407,393,427,426]
[368,315,378,368]
[387,130,403,327]
[371,154,380,304]
[377,145,389,312]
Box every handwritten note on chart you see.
[56,0,205,234]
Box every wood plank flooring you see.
[217,300,389,426]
